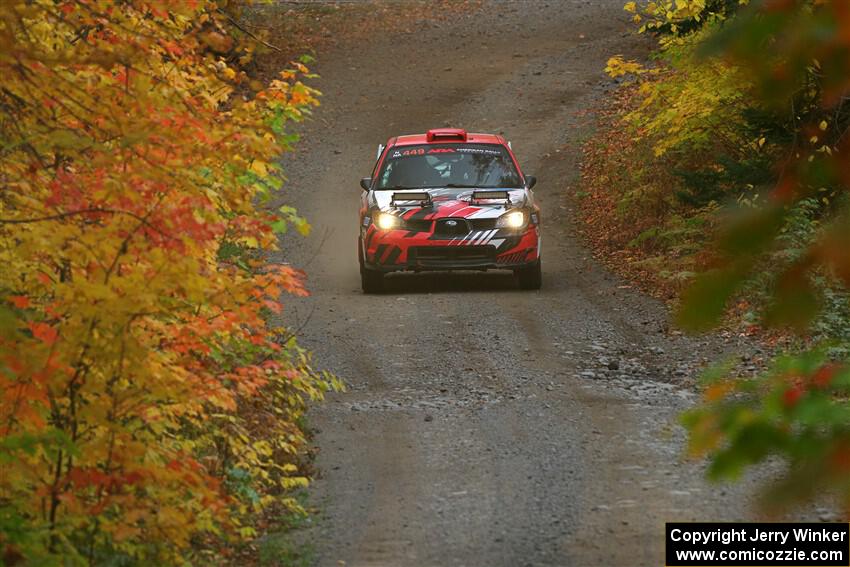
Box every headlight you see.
[375,212,400,230]
[497,210,527,229]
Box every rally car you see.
[357,128,542,293]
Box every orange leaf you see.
[7,295,29,309]
[29,322,58,346]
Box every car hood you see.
[371,188,528,219]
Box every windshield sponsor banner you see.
[390,148,424,158]
[455,146,502,156]
[666,522,849,566]
[388,145,503,159]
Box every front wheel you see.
[361,267,384,294]
[515,259,542,290]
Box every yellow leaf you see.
[605,56,646,78]
[819,120,828,131]
[250,160,268,176]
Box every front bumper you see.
[360,223,540,272]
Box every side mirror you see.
[526,175,537,189]
[360,177,372,191]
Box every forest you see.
[2,0,850,565]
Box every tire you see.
[361,267,384,294]
[515,259,542,290]
[358,237,384,293]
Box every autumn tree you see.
[676,0,850,513]
[0,1,336,564]
[611,0,850,514]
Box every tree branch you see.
[217,10,281,52]
[0,207,173,239]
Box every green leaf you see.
[676,263,747,331]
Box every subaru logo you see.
[445,220,458,227]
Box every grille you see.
[469,218,498,231]
[497,249,532,264]
[434,218,470,237]
[402,219,433,232]
[409,246,496,269]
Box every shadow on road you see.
[378,270,525,294]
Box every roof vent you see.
[426,128,467,143]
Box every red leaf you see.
[29,322,58,346]
[811,364,841,389]
[7,295,29,309]
[782,384,804,408]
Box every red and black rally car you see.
[358,128,541,293]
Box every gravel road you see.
[271,2,767,565]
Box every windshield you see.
[375,144,521,190]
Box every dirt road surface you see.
[272,2,766,565]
